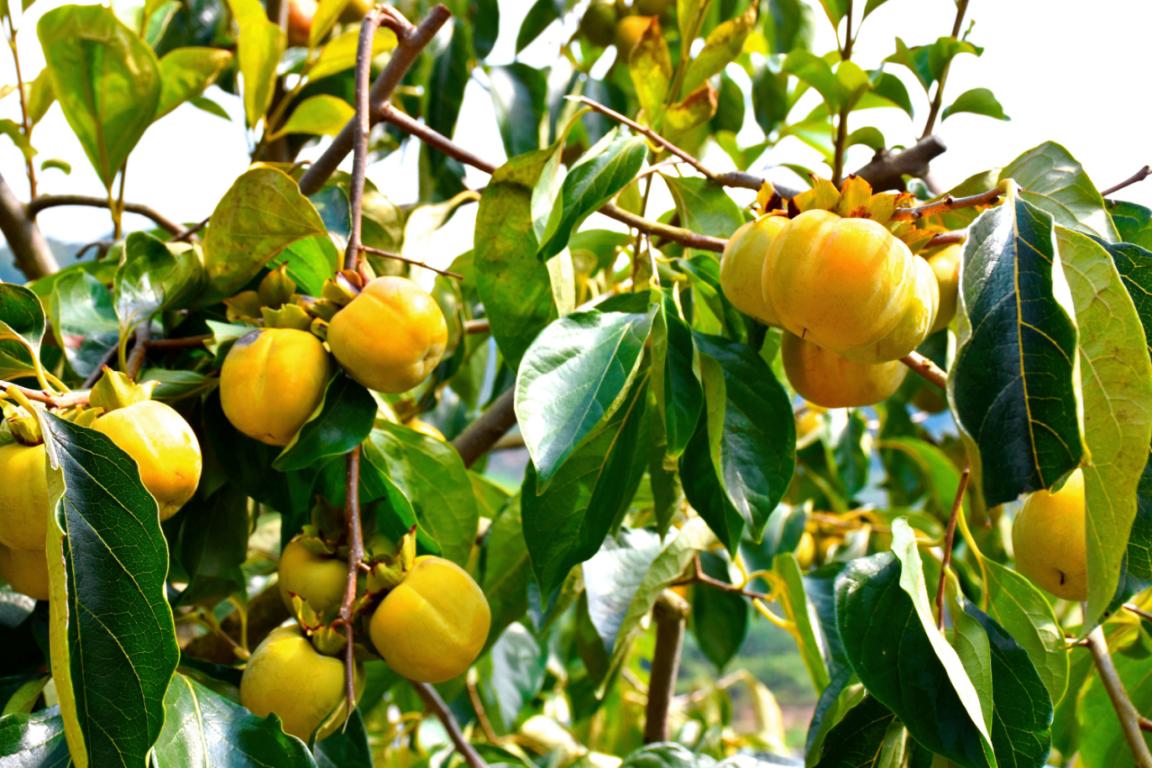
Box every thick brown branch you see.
[413,682,488,768]
[1086,627,1152,768]
[934,466,971,630]
[298,5,450,195]
[901,351,948,390]
[854,136,948,191]
[891,188,1001,221]
[644,590,689,743]
[28,194,183,235]
[451,389,517,469]
[0,173,57,279]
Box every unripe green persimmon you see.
[0,543,50,601]
[762,209,916,354]
[369,555,490,683]
[579,0,618,47]
[277,537,348,616]
[0,441,49,551]
[220,328,332,446]
[781,332,907,408]
[240,626,362,741]
[93,400,202,521]
[327,277,448,393]
[1012,469,1087,601]
[928,244,961,333]
[720,215,788,324]
[843,255,940,364]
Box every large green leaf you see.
[1107,201,1152,249]
[679,415,743,551]
[115,232,205,340]
[650,293,701,461]
[421,19,472,201]
[202,167,328,296]
[362,422,479,567]
[694,333,794,539]
[37,5,161,188]
[836,536,994,766]
[479,496,531,646]
[41,414,179,768]
[886,37,981,92]
[811,695,901,768]
[951,193,1083,505]
[268,95,355,140]
[475,623,546,733]
[48,271,119,380]
[0,268,48,381]
[775,552,830,692]
[522,371,650,595]
[681,7,756,94]
[152,673,317,766]
[538,129,648,260]
[156,47,232,119]
[488,64,548,158]
[983,561,1069,706]
[225,0,284,128]
[174,485,249,606]
[0,708,70,766]
[273,373,375,472]
[627,19,671,120]
[1001,143,1118,243]
[585,529,665,651]
[475,147,559,370]
[515,300,655,485]
[690,552,749,671]
[1056,228,1152,624]
[1076,647,1152,768]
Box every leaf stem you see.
[934,465,971,630]
[0,381,88,409]
[1085,626,1152,768]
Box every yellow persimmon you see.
[0,543,50,601]
[0,441,49,551]
[277,537,348,616]
[781,332,908,408]
[720,215,788,324]
[1012,469,1087,601]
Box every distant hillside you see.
[0,239,89,283]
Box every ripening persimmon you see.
[277,537,348,616]
[781,332,907,408]
[720,215,788,324]
[0,441,49,551]
[842,255,939,364]
[1012,469,1087,601]
[927,244,961,333]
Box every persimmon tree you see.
[0,0,1150,766]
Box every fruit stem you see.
[1086,626,1152,768]
[413,681,490,767]
[934,465,970,630]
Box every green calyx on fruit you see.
[240,625,362,742]
[368,555,490,683]
[219,327,332,446]
[327,276,448,393]
[1012,469,1087,601]
[781,332,908,408]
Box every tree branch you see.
[854,135,948,191]
[0,173,57,279]
[920,0,970,139]
[412,681,488,768]
[358,244,463,279]
[297,5,451,196]
[934,466,971,630]
[901,351,948,390]
[451,389,517,469]
[28,194,183,235]
[891,187,1001,221]
[1086,626,1152,768]
[0,380,87,409]
[338,446,365,723]
[1101,165,1152,198]
[644,590,689,743]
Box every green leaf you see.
[775,552,830,691]
[422,19,472,201]
[225,0,285,128]
[886,36,981,92]
[522,371,650,595]
[628,18,671,120]
[663,176,745,244]
[811,695,900,768]
[694,333,795,539]
[37,5,161,189]
[26,69,55,126]
[476,623,546,733]
[203,167,328,297]
[488,64,548,158]
[869,71,913,117]
[952,193,1084,505]
[362,423,479,567]
[41,414,179,768]
[189,95,231,120]
[269,235,341,298]
[156,47,232,119]
[1107,201,1152,249]
[538,129,648,260]
[1001,142,1118,242]
[515,301,655,485]
[153,673,317,766]
[48,271,119,380]
[475,147,559,370]
[1055,228,1152,625]
[783,49,845,109]
[515,0,561,53]
[0,282,46,382]
[585,528,664,651]
[308,27,396,82]
[651,294,702,461]
[268,95,355,139]
[878,437,962,520]
[690,551,749,671]
[0,119,35,161]
[0,708,69,765]
[621,742,707,768]
[115,232,205,340]
[1077,647,1152,767]
[836,535,994,767]
[308,0,350,49]
[942,87,1009,121]
[479,496,532,645]
[983,560,1069,706]
[174,485,249,605]
[682,7,756,94]
[274,373,375,471]
[815,0,847,27]
[679,415,743,551]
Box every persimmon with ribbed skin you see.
[277,537,348,615]
[927,244,961,333]
[220,328,332,446]
[720,215,788,324]
[369,555,490,683]
[1012,469,1088,601]
[781,332,907,408]
[240,626,362,741]
[0,441,49,551]
[93,400,202,521]
[0,543,50,601]
[843,255,940,364]
[327,277,448,393]
[761,209,916,354]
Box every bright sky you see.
[1,0,1150,252]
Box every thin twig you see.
[339,446,364,723]
[412,682,489,768]
[1101,165,1152,198]
[1124,603,1152,623]
[920,0,971,139]
[172,217,208,243]
[890,188,1001,221]
[28,194,183,235]
[144,334,213,350]
[358,245,463,279]
[0,381,88,409]
[934,466,971,630]
[83,345,120,388]
[1141,716,1152,734]
[926,230,966,248]
[465,679,500,743]
[298,6,450,196]
[7,35,36,198]
[1085,626,1152,768]
[464,319,490,335]
[344,9,387,273]
[644,590,689,744]
[901,351,948,390]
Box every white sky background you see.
[1,0,1151,254]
